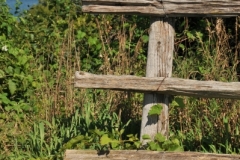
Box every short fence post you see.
[141,17,175,142]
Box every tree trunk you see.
[140,17,175,143]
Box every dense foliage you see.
[0,0,239,159]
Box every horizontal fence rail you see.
[82,0,240,17]
[75,71,240,99]
[64,150,240,160]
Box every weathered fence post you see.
[141,17,175,142]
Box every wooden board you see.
[64,150,240,160]
[82,0,240,17]
[74,71,240,99]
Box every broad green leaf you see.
[125,143,131,148]
[154,133,165,143]
[148,141,159,151]
[94,129,105,136]
[196,31,203,40]
[168,145,184,151]
[162,139,172,149]
[8,80,16,95]
[0,69,5,78]
[179,43,185,51]
[123,22,130,28]
[11,105,21,112]
[128,134,139,142]
[100,134,112,146]
[96,43,102,50]
[27,75,33,82]
[62,135,85,149]
[21,104,31,111]
[77,30,86,40]
[119,129,125,135]
[156,146,163,151]
[5,66,13,74]
[186,31,195,40]
[142,35,149,43]
[223,116,228,123]
[172,97,185,108]
[127,134,134,138]
[5,106,12,112]
[110,140,120,149]
[142,134,151,140]
[148,104,163,116]
[88,37,98,45]
[0,93,10,104]
[0,113,6,119]
[172,138,180,145]
[134,141,141,149]
[18,55,28,65]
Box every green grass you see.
[0,0,240,159]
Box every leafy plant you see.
[142,133,183,151]
[1,0,240,158]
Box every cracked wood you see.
[82,0,240,17]
[75,71,240,99]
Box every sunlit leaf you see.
[0,93,10,104]
[77,30,86,40]
[154,133,165,143]
[171,138,180,146]
[134,141,141,149]
[142,35,149,43]
[88,36,98,45]
[179,43,185,51]
[94,129,105,136]
[142,134,151,140]
[111,140,120,149]
[186,31,195,40]
[100,134,112,146]
[8,80,16,95]
[0,69,5,78]
[148,104,163,116]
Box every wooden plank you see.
[82,0,240,17]
[140,18,174,143]
[74,71,240,99]
[64,150,240,160]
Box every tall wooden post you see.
[140,17,175,142]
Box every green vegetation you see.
[0,0,239,159]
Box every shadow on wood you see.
[64,150,240,160]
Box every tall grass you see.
[171,17,240,153]
[1,1,240,157]
[22,15,240,156]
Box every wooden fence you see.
[82,0,240,16]
[64,150,240,160]
[75,71,240,99]
[70,0,240,159]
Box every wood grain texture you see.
[82,0,240,17]
[74,71,240,99]
[140,18,174,143]
[64,150,240,160]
